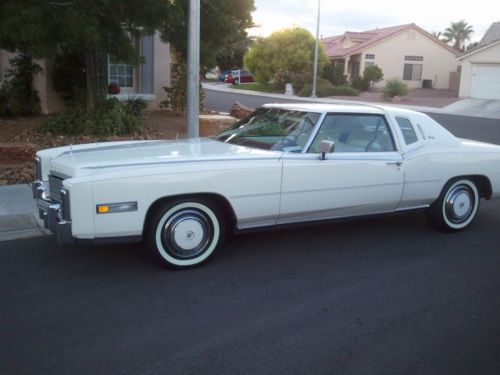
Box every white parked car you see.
[33,103,500,268]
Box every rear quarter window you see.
[396,117,419,145]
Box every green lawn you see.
[230,82,280,93]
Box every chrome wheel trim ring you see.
[445,186,474,224]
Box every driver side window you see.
[308,114,396,153]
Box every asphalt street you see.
[2,206,500,374]
[2,91,500,374]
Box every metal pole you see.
[186,0,200,138]
[311,0,321,98]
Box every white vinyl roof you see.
[262,102,422,116]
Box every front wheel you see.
[427,179,480,232]
[146,199,224,268]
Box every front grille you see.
[48,175,64,202]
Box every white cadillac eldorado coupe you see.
[33,103,500,268]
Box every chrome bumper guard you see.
[33,180,75,245]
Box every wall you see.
[0,50,64,114]
[361,28,460,89]
[458,42,500,97]
[152,32,171,109]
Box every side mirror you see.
[319,140,335,160]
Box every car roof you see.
[262,102,422,116]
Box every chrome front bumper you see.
[33,180,74,245]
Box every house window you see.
[403,63,422,81]
[405,56,424,62]
[108,58,134,88]
[365,54,375,60]
[365,61,375,70]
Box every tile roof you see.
[458,21,500,59]
[478,22,500,47]
[322,23,457,58]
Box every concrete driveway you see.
[444,99,500,120]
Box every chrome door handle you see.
[387,161,403,166]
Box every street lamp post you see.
[186,0,200,138]
[311,0,321,98]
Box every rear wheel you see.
[146,199,225,268]
[427,178,480,232]
[232,78,239,85]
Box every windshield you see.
[214,108,321,152]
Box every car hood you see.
[49,138,281,178]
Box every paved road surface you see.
[2,205,500,374]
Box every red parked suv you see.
[224,69,255,84]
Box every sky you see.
[249,0,497,43]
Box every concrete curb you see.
[0,184,51,243]
[203,83,500,120]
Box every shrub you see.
[363,65,384,88]
[382,78,408,98]
[289,72,312,94]
[298,81,360,97]
[322,63,347,86]
[123,97,148,117]
[331,85,360,96]
[39,98,144,137]
[0,84,14,116]
[0,51,42,116]
[160,61,204,114]
[351,76,371,91]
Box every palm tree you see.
[443,20,474,51]
[431,31,442,39]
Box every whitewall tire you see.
[147,199,224,268]
[427,179,480,232]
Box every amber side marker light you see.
[97,205,110,214]
[96,202,138,214]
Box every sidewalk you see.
[204,83,500,120]
[0,184,50,242]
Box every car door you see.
[278,113,404,224]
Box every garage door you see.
[471,64,500,100]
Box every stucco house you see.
[322,23,460,89]
[0,31,171,114]
[457,22,500,100]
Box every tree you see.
[0,0,173,112]
[466,42,479,51]
[363,65,384,88]
[161,0,255,73]
[216,34,254,71]
[443,20,474,51]
[244,27,329,89]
